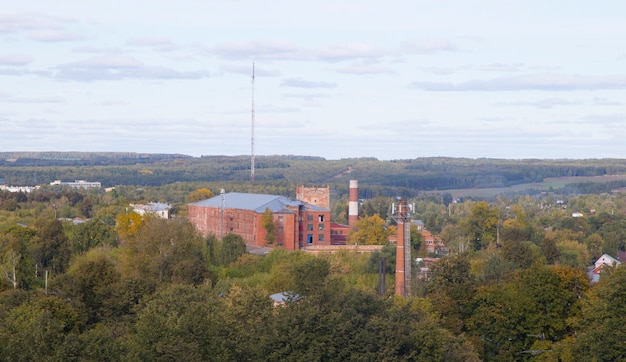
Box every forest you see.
[2,153,626,360]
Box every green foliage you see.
[52,248,121,325]
[219,233,246,266]
[120,217,208,284]
[66,219,117,255]
[32,218,71,274]
[366,243,396,275]
[125,284,220,361]
[555,266,626,361]
[462,201,498,250]
[0,296,83,361]
[261,208,276,245]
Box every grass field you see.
[426,174,626,199]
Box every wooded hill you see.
[3,152,626,198]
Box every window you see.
[318,224,324,231]
[307,224,313,231]
[307,214,313,221]
[277,216,284,222]
[278,226,284,233]
[307,234,313,244]
[318,234,325,241]
[318,214,324,222]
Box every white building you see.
[50,180,101,189]
[131,202,172,219]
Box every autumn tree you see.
[186,188,213,203]
[115,211,143,241]
[348,214,393,245]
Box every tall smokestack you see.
[349,180,358,229]
[394,199,411,297]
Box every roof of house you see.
[595,254,621,268]
[270,292,300,304]
[190,192,328,213]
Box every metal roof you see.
[190,192,328,213]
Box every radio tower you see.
[250,62,256,182]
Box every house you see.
[588,253,621,284]
[269,292,300,307]
[420,229,448,255]
[131,202,172,219]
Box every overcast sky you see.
[2,1,626,160]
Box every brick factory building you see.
[188,192,331,250]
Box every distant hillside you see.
[2,153,626,198]
[0,152,191,167]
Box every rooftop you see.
[190,192,328,213]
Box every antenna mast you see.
[250,62,256,182]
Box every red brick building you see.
[188,192,331,250]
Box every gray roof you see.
[270,292,300,303]
[190,192,328,213]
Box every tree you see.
[0,226,37,289]
[0,296,83,361]
[427,254,475,335]
[551,265,626,360]
[218,233,246,266]
[462,201,498,250]
[120,217,208,284]
[261,208,276,245]
[52,248,121,325]
[125,284,220,361]
[1,249,20,289]
[348,214,393,245]
[67,219,117,255]
[115,211,143,240]
[32,218,71,274]
[186,188,213,203]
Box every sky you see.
[2,1,626,160]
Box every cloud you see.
[409,73,626,91]
[220,64,281,77]
[580,113,626,125]
[211,40,300,60]
[401,38,458,53]
[592,97,622,106]
[0,94,64,104]
[0,11,81,42]
[310,43,388,62]
[0,53,33,66]
[54,54,209,81]
[126,36,179,52]
[210,40,391,62]
[333,65,395,75]
[495,98,582,109]
[281,78,337,88]
[28,30,82,42]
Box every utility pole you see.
[251,62,255,182]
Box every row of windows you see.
[307,234,325,243]
[307,223,324,231]
[307,214,325,222]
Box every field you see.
[427,174,626,199]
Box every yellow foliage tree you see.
[186,188,214,203]
[347,214,393,245]
[115,211,143,241]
